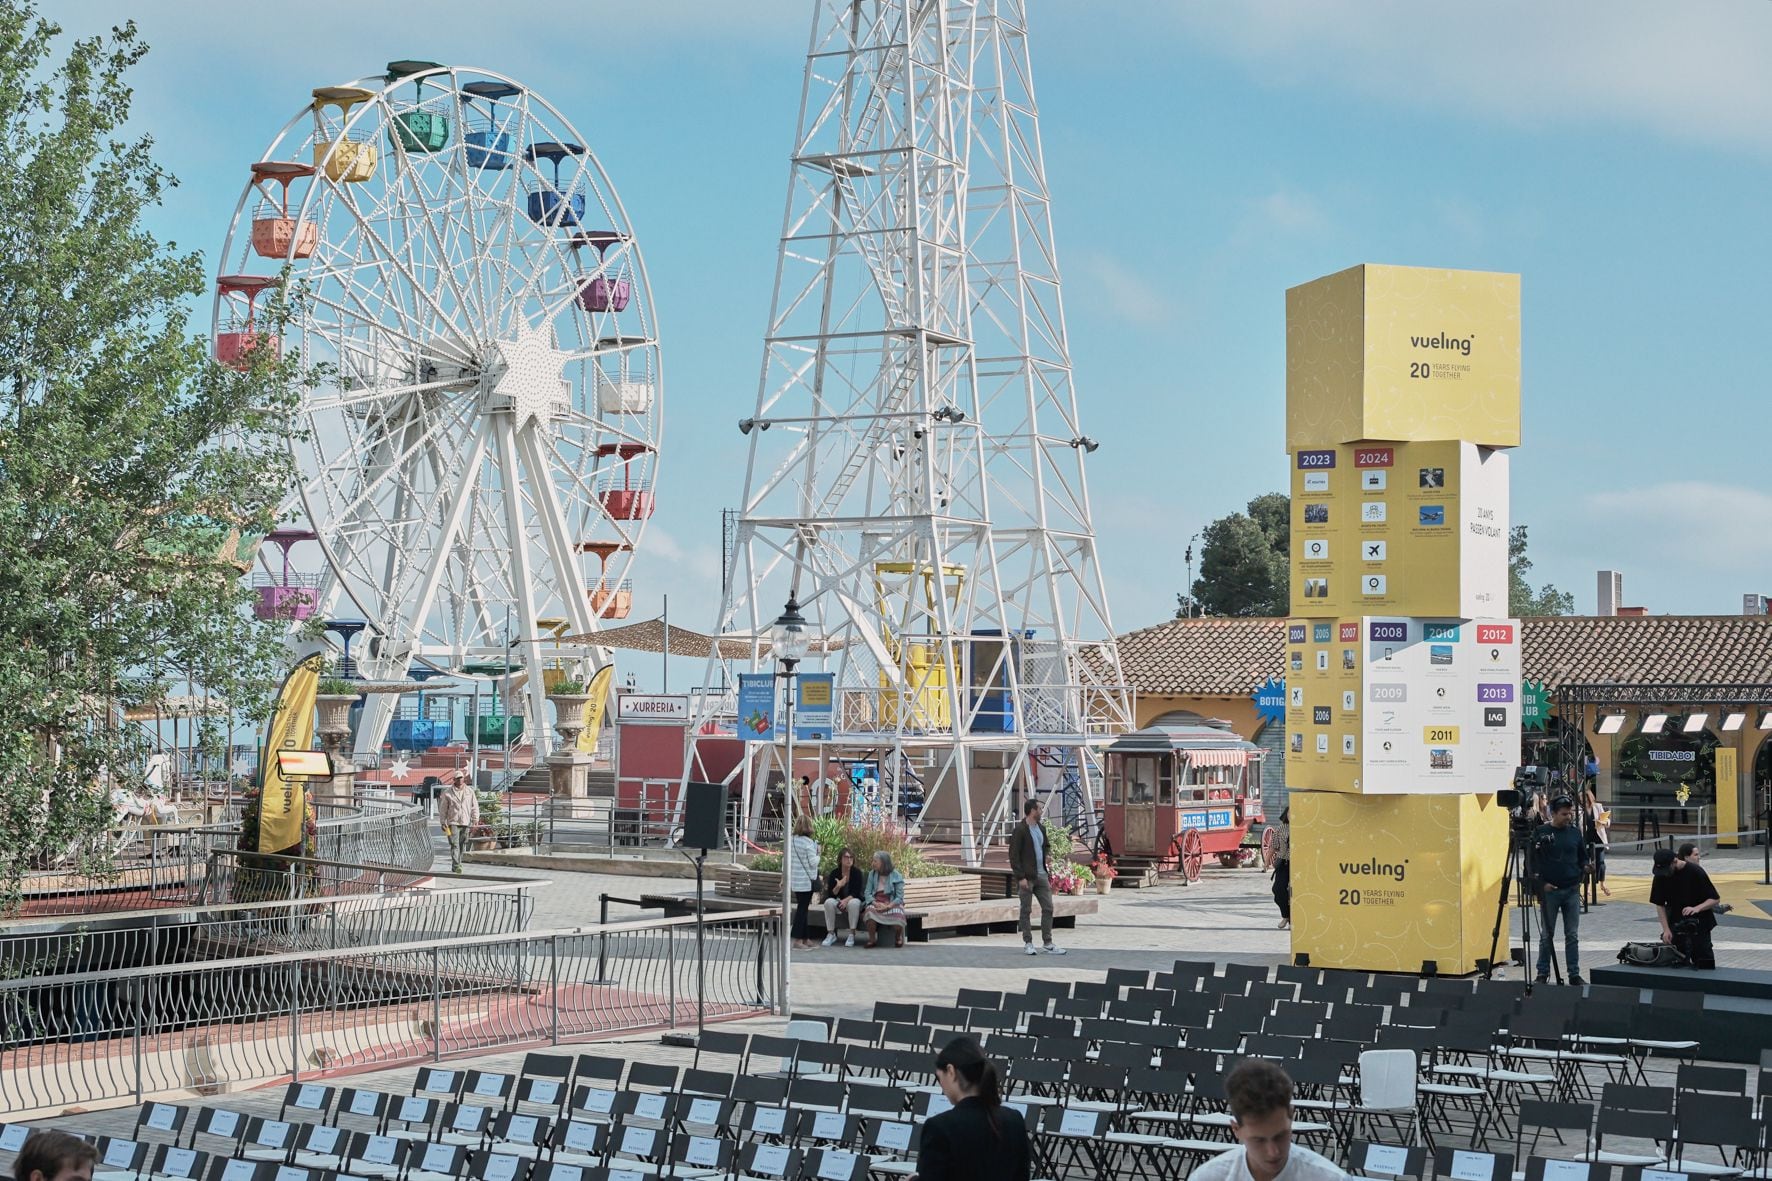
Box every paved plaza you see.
[27,837,1772,1146]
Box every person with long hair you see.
[787,813,820,950]
[1269,808,1291,929]
[822,846,866,947]
[863,849,907,948]
[915,1036,1030,1181]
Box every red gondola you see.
[1102,713,1266,873]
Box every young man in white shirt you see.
[1189,1058,1345,1181]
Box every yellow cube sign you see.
[1290,440,1509,619]
[1286,264,1521,450]
[1289,790,1509,975]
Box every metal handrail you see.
[0,908,780,1115]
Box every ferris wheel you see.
[214,62,661,754]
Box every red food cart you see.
[1103,714,1265,876]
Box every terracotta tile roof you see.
[1114,617,1287,696]
[1519,615,1772,689]
[1115,615,1772,697]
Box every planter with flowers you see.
[1091,853,1118,895]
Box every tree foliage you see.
[0,6,301,900]
[1186,493,1289,617]
[1509,525,1574,617]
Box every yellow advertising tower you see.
[1285,263,1522,976]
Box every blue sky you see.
[55,0,1772,689]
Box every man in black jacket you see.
[1008,798,1064,956]
[1651,844,1722,968]
[1529,795,1587,985]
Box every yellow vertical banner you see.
[1714,747,1739,847]
[576,665,617,753]
[259,655,323,853]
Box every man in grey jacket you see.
[1008,797,1064,956]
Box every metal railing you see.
[0,908,779,1115]
[8,798,436,919]
[0,873,538,982]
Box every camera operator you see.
[1650,844,1721,969]
[1528,795,1587,985]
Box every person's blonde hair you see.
[793,813,814,838]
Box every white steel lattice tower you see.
[695,0,1128,861]
[963,1,1132,827]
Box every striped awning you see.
[1184,749,1251,767]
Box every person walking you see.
[1583,787,1612,899]
[438,772,479,873]
[822,846,866,947]
[1268,809,1292,930]
[1188,1058,1343,1181]
[1009,798,1064,956]
[914,1036,1030,1181]
[1528,794,1587,985]
[787,814,820,949]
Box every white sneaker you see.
[1044,944,1066,955]
[822,934,837,947]
[1024,943,1039,956]
[844,935,855,948]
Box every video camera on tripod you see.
[1500,766,1551,833]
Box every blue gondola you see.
[526,141,587,227]
[462,80,521,170]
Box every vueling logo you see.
[1338,858,1407,882]
[1411,332,1472,356]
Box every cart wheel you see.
[1261,825,1278,869]
[1217,852,1240,869]
[1180,828,1204,883]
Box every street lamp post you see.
[770,594,812,1016]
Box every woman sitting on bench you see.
[865,850,907,948]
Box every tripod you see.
[1484,818,1555,991]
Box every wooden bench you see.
[955,865,1017,898]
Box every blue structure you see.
[526,142,587,227]
[462,81,521,169]
[969,629,1035,733]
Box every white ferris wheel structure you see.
[213,63,662,759]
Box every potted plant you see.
[1091,853,1118,895]
[546,677,592,746]
[315,676,358,733]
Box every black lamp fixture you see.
[931,405,967,424]
[770,593,812,675]
[1069,436,1099,453]
[739,418,772,435]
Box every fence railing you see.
[0,909,779,1115]
[0,873,538,983]
[9,797,436,920]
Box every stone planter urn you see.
[547,693,592,749]
[1093,876,1112,896]
[315,694,357,736]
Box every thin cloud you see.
[1255,190,1327,234]
[1078,252,1181,330]
[1158,0,1772,155]
[1581,482,1772,574]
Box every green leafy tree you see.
[1509,525,1574,617]
[1188,493,1289,617]
[0,7,302,903]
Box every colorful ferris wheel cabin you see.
[248,162,318,260]
[311,87,379,183]
[215,274,282,370]
[462,81,522,170]
[572,231,632,312]
[526,142,587,227]
[594,442,655,520]
[589,578,634,620]
[252,527,320,622]
[385,61,451,153]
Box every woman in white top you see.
[787,814,820,949]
